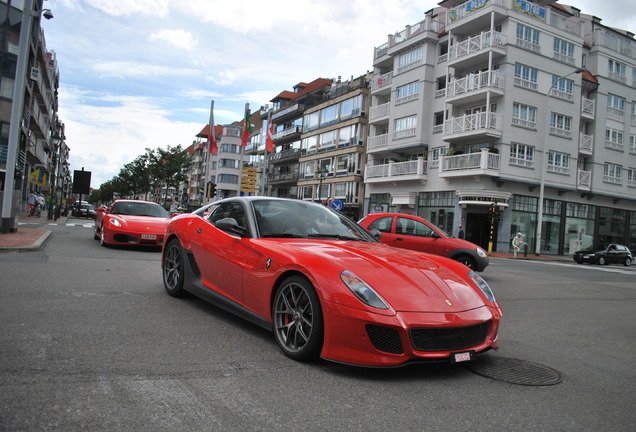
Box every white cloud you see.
[149,29,198,51]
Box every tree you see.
[118,154,152,199]
[147,145,192,208]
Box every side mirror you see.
[215,217,247,237]
[370,229,382,240]
[431,231,441,239]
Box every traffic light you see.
[210,183,217,197]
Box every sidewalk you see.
[0,211,69,252]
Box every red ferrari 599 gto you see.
[161,197,502,367]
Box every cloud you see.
[91,0,170,18]
[149,29,198,51]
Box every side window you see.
[209,202,246,228]
[413,220,435,237]
[397,217,434,236]
[368,216,393,233]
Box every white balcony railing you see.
[446,70,504,98]
[443,112,502,136]
[369,102,391,121]
[371,72,393,91]
[577,170,591,188]
[579,133,593,154]
[581,98,595,116]
[365,158,427,181]
[439,149,500,175]
[448,30,506,63]
[367,133,389,151]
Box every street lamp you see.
[535,67,586,255]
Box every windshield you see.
[252,199,376,242]
[110,202,169,218]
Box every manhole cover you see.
[465,356,563,386]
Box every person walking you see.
[458,224,465,239]
[27,191,37,216]
[512,232,523,259]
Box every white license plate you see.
[452,352,472,363]
[141,234,157,240]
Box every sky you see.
[39,0,636,188]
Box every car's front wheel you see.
[163,238,187,297]
[272,275,323,362]
[624,257,632,267]
[455,255,476,269]
[100,227,108,247]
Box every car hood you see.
[268,239,488,313]
[109,215,170,232]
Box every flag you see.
[266,117,274,152]
[208,100,218,155]
[29,168,46,186]
[241,103,252,147]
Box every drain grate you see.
[465,355,563,386]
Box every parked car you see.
[94,200,171,247]
[78,203,96,219]
[161,197,502,367]
[358,213,489,272]
[573,243,633,266]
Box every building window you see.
[219,144,239,154]
[217,174,239,184]
[339,95,363,119]
[394,115,417,139]
[607,94,625,117]
[516,23,540,52]
[302,135,318,154]
[605,128,624,150]
[219,158,239,169]
[396,82,420,105]
[547,151,569,174]
[398,46,423,73]
[514,63,538,90]
[630,135,636,154]
[608,58,626,82]
[550,113,572,138]
[320,105,338,128]
[627,168,636,187]
[603,163,622,184]
[553,37,575,63]
[512,103,536,129]
[550,75,574,100]
[318,130,337,152]
[510,143,534,167]
[303,112,320,133]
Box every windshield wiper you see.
[306,233,363,241]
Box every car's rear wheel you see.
[455,255,476,269]
[624,257,632,266]
[272,275,323,361]
[93,224,100,240]
[597,256,606,265]
[163,238,187,297]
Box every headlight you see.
[109,218,122,227]
[476,247,487,258]
[468,271,496,303]
[340,270,388,310]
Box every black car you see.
[573,243,633,266]
[78,203,96,219]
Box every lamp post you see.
[316,168,328,203]
[535,67,586,255]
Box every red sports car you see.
[94,199,171,247]
[161,197,502,367]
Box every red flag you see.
[208,100,218,155]
[266,119,274,152]
[241,103,252,147]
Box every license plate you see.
[141,234,157,240]
[451,351,472,363]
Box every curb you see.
[0,230,52,253]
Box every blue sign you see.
[330,200,343,211]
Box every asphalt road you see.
[1,220,635,431]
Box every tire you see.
[100,227,108,247]
[93,224,100,240]
[624,257,632,267]
[272,275,323,362]
[163,238,187,297]
[455,255,476,269]
[597,256,606,265]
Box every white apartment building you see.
[365,0,636,255]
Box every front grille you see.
[410,322,491,352]
[366,325,403,354]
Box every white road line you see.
[493,259,635,275]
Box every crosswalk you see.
[18,221,94,228]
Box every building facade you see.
[0,0,70,224]
[365,0,636,255]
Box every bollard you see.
[524,244,528,257]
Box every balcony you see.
[367,133,389,152]
[267,172,300,184]
[439,149,499,179]
[271,103,305,122]
[577,170,591,191]
[364,158,427,184]
[272,125,302,142]
[369,102,391,122]
[447,31,506,68]
[581,98,595,120]
[443,112,502,142]
[371,72,393,94]
[445,70,504,103]
[268,148,302,163]
[579,133,593,155]
[374,16,442,61]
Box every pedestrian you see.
[512,232,523,259]
[458,224,465,239]
[27,191,37,216]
